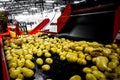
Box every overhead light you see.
[0,0,10,1]
[74,0,86,4]
[45,0,54,3]
[30,7,38,10]
[73,1,80,4]
[0,7,5,11]
[22,11,29,14]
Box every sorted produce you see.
[24,59,35,69]
[36,58,43,65]
[69,75,81,80]
[45,58,53,64]
[86,73,97,80]
[22,67,34,77]
[41,64,50,71]
[2,32,120,80]
[92,56,111,71]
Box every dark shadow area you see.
[59,10,114,44]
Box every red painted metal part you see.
[0,24,22,37]
[113,5,120,41]
[0,37,10,80]
[57,3,120,42]
[7,24,22,35]
[0,32,9,37]
[57,4,71,33]
[28,18,50,35]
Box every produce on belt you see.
[88,41,103,48]
[92,70,106,79]
[86,73,97,80]
[42,64,50,71]
[108,61,118,69]
[6,53,13,61]
[59,51,67,56]
[24,54,33,60]
[43,49,49,53]
[75,46,84,51]
[50,47,57,53]
[90,66,98,71]
[9,67,15,73]
[102,48,112,56]
[83,67,92,73]
[111,43,118,49]
[17,73,24,80]
[45,58,53,65]
[28,49,33,55]
[36,49,43,57]
[36,58,44,65]
[66,53,78,63]
[8,61,17,68]
[77,58,87,65]
[10,68,21,79]
[103,65,120,79]
[3,32,120,79]
[32,47,38,54]
[10,42,18,48]
[69,75,81,80]
[109,54,119,60]
[89,49,103,57]
[105,44,112,48]
[114,65,120,75]
[22,67,34,77]
[17,59,24,67]
[24,59,35,69]
[5,50,11,55]
[85,55,92,61]
[19,55,24,59]
[78,52,85,58]
[44,52,51,58]
[60,55,66,61]
[15,78,23,80]
[108,53,119,69]
[15,49,23,55]
[56,48,63,54]
[116,48,120,55]
[84,47,95,53]
[84,66,107,80]
[104,71,118,79]
[92,56,111,71]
